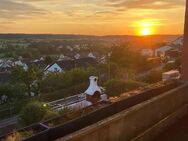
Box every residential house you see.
[99,56,107,64]
[74,54,81,59]
[141,48,153,57]
[45,57,97,74]
[0,60,13,72]
[14,60,28,71]
[165,49,181,59]
[171,36,183,46]
[44,60,74,74]
[88,52,96,59]
[45,63,63,74]
[155,46,172,57]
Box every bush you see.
[41,67,96,93]
[42,109,59,121]
[104,79,146,97]
[20,101,55,125]
[139,70,162,84]
[163,62,179,72]
[0,99,32,120]
[0,84,27,103]
[40,82,88,102]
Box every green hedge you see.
[40,83,88,102]
[104,79,146,97]
[20,101,58,126]
[139,70,162,84]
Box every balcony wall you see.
[56,84,188,141]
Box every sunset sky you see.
[0,0,186,35]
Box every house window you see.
[54,67,59,72]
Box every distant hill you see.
[0,34,180,41]
[0,34,98,40]
[0,34,181,49]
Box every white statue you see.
[85,76,102,104]
[85,76,102,96]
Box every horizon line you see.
[0,33,182,37]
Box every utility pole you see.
[108,52,112,80]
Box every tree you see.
[40,73,63,93]
[40,67,96,93]
[44,56,53,65]
[21,51,33,59]
[97,63,119,83]
[11,66,43,96]
[110,45,149,73]
[110,46,133,68]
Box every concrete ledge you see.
[56,84,188,141]
[131,104,188,141]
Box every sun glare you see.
[133,20,156,36]
[141,28,151,36]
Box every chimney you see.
[182,0,188,80]
[85,76,102,104]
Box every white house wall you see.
[46,63,63,73]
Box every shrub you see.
[4,132,22,141]
[41,67,96,93]
[20,101,55,125]
[40,82,88,102]
[0,84,27,103]
[163,62,179,72]
[104,79,146,97]
[4,130,34,141]
[0,99,33,120]
[139,70,162,84]
[42,109,59,121]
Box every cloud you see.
[0,0,185,34]
[104,0,185,10]
[23,0,57,1]
[0,0,45,20]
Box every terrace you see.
[0,81,181,141]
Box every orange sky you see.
[0,0,186,35]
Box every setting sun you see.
[141,28,151,36]
[139,21,154,36]
[133,20,157,36]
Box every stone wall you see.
[56,84,188,141]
